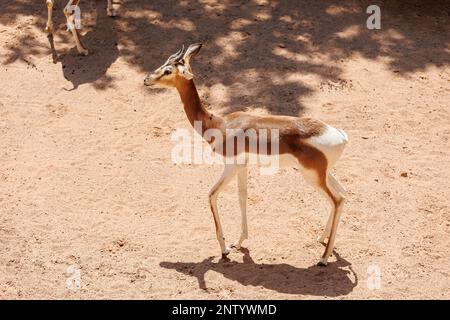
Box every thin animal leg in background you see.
[64,0,88,55]
[45,0,54,33]
[107,0,116,17]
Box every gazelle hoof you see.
[221,247,231,258]
[317,258,328,266]
[107,10,117,17]
[78,49,89,56]
[45,25,52,33]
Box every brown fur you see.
[174,78,341,263]
[174,77,328,170]
[145,45,347,265]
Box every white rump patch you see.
[306,125,348,166]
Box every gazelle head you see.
[144,43,202,88]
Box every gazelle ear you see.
[177,64,194,80]
[183,43,202,64]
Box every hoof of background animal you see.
[317,258,328,267]
[45,25,52,33]
[107,9,117,17]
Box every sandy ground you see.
[0,0,449,299]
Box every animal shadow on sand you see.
[160,248,357,296]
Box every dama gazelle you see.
[45,0,116,55]
[144,44,349,266]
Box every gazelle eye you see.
[164,69,172,75]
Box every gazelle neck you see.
[175,78,224,135]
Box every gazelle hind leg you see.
[45,0,54,33]
[209,164,239,258]
[327,173,346,195]
[318,173,345,266]
[318,174,346,244]
[301,168,334,246]
[107,0,116,17]
[232,165,248,249]
[302,169,334,243]
[64,0,89,56]
[301,168,344,266]
[318,210,333,244]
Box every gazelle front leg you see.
[45,0,54,33]
[208,164,239,258]
[64,0,89,56]
[232,165,248,249]
[107,0,116,17]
